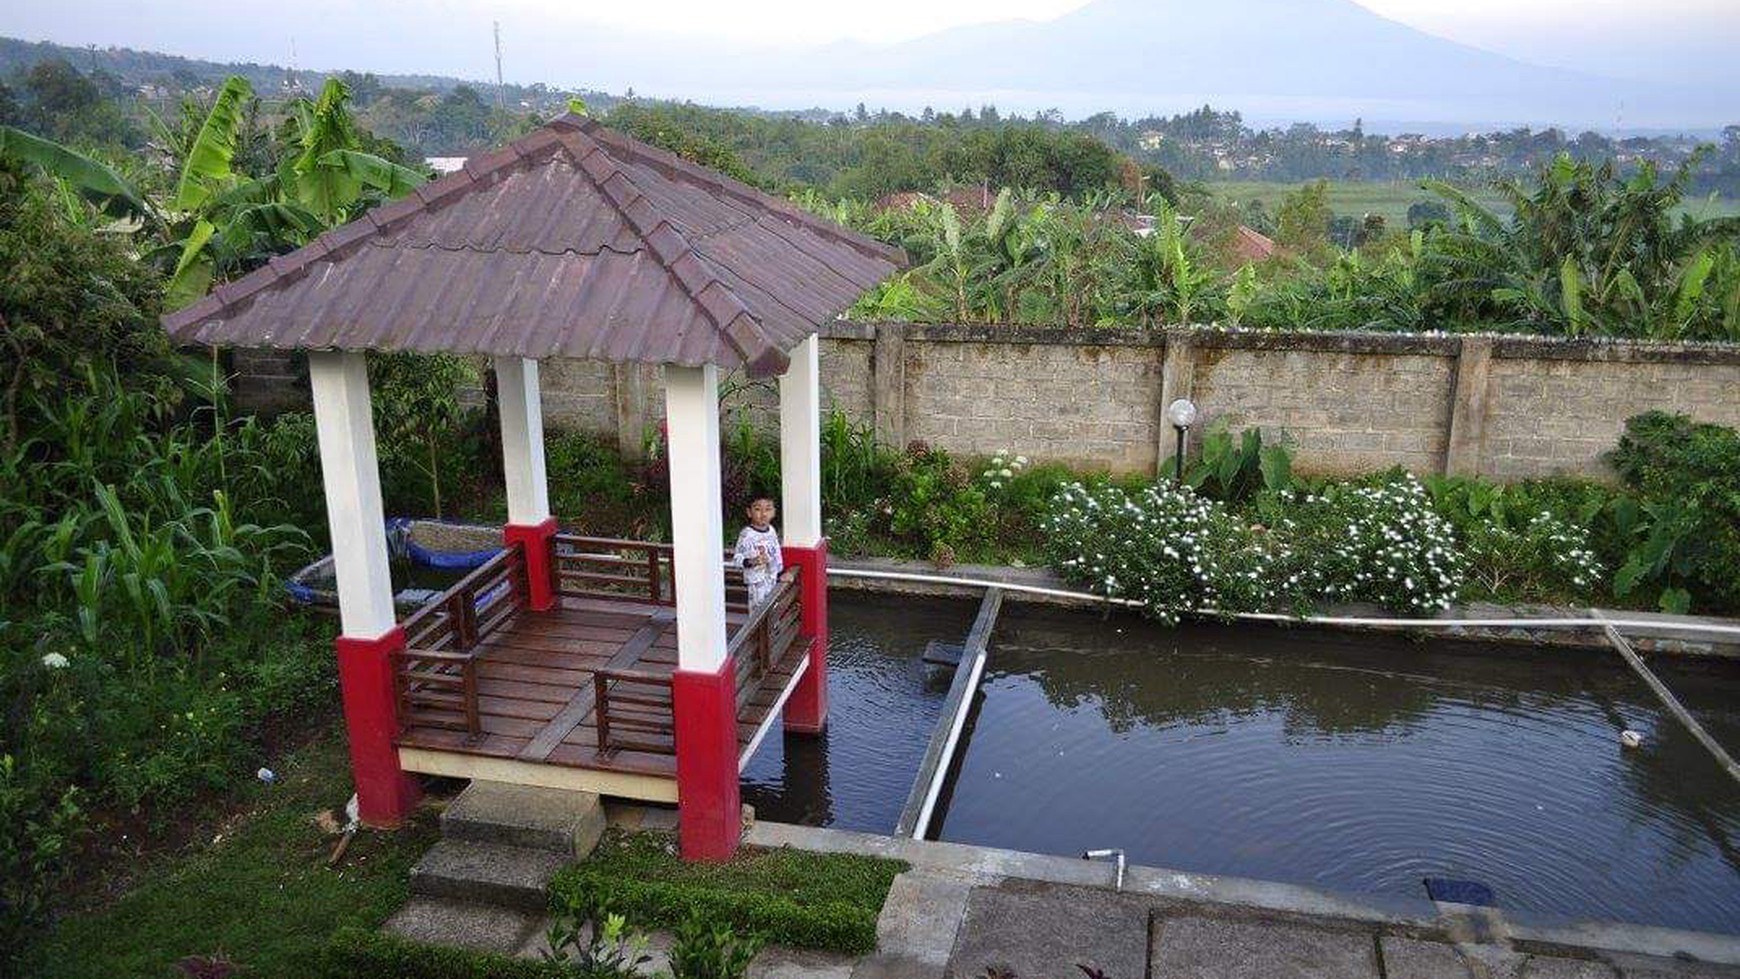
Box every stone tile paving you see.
[946,880,1152,979]
[937,880,1740,979]
[1148,916,1382,979]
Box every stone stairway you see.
[384,781,606,955]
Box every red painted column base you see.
[780,539,829,735]
[504,516,560,612]
[673,663,742,862]
[335,625,421,827]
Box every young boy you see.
[733,496,783,607]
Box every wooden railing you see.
[554,535,674,606]
[553,533,764,615]
[728,567,806,715]
[394,544,526,739]
[592,667,675,757]
[394,532,809,760]
[594,567,808,760]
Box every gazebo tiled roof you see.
[162,113,904,377]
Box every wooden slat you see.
[518,610,675,762]
[398,555,806,777]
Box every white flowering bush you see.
[1044,481,1280,624]
[1277,474,1465,613]
[978,450,1028,493]
[1456,509,1603,601]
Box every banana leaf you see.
[323,149,427,196]
[165,219,216,310]
[0,125,152,222]
[172,76,254,213]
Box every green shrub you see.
[1044,480,1280,624]
[541,878,655,977]
[1422,475,1604,603]
[0,753,83,956]
[722,410,781,505]
[543,429,652,537]
[887,443,993,562]
[1607,411,1740,613]
[819,407,898,514]
[552,870,876,955]
[323,927,590,979]
[370,351,483,519]
[669,913,763,979]
[550,831,905,956]
[1184,423,1298,503]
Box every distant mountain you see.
[701,0,1711,129]
[832,0,1592,100]
[0,35,546,100]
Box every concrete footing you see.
[439,780,607,858]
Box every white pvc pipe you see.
[828,568,1740,638]
[912,641,988,838]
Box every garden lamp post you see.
[1167,398,1197,483]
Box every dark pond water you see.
[739,592,974,831]
[737,592,1740,933]
[931,604,1740,934]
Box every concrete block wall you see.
[228,324,1740,483]
[899,327,1165,472]
[1478,339,1740,481]
[1191,343,1455,476]
[536,358,619,432]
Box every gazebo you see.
[162,113,902,860]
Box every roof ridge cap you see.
[555,128,788,375]
[576,119,904,268]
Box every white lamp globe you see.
[1166,398,1198,429]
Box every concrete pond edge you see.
[829,556,1740,658]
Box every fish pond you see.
[742,591,1740,934]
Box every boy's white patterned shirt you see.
[732,524,783,585]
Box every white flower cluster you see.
[1519,510,1603,590]
[980,450,1028,491]
[1460,507,1603,597]
[1043,480,1276,625]
[1285,475,1465,613]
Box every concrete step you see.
[382,895,547,956]
[440,780,606,858]
[408,839,568,913]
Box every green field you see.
[1204,179,1740,228]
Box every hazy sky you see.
[4,0,1735,124]
[557,0,1738,46]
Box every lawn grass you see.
[1204,179,1740,227]
[24,733,440,979]
[551,829,908,954]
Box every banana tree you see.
[1126,202,1219,326]
[284,78,425,226]
[0,125,156,227]
[1420,156,1740,339]
[1,75,425,310]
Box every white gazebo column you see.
[495,357,558,611]
[308,350,420,826]
[664,364,740,861]
[777,334,829,734]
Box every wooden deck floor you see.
[394,596,803,779]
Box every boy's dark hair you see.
[746,495,775,507]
